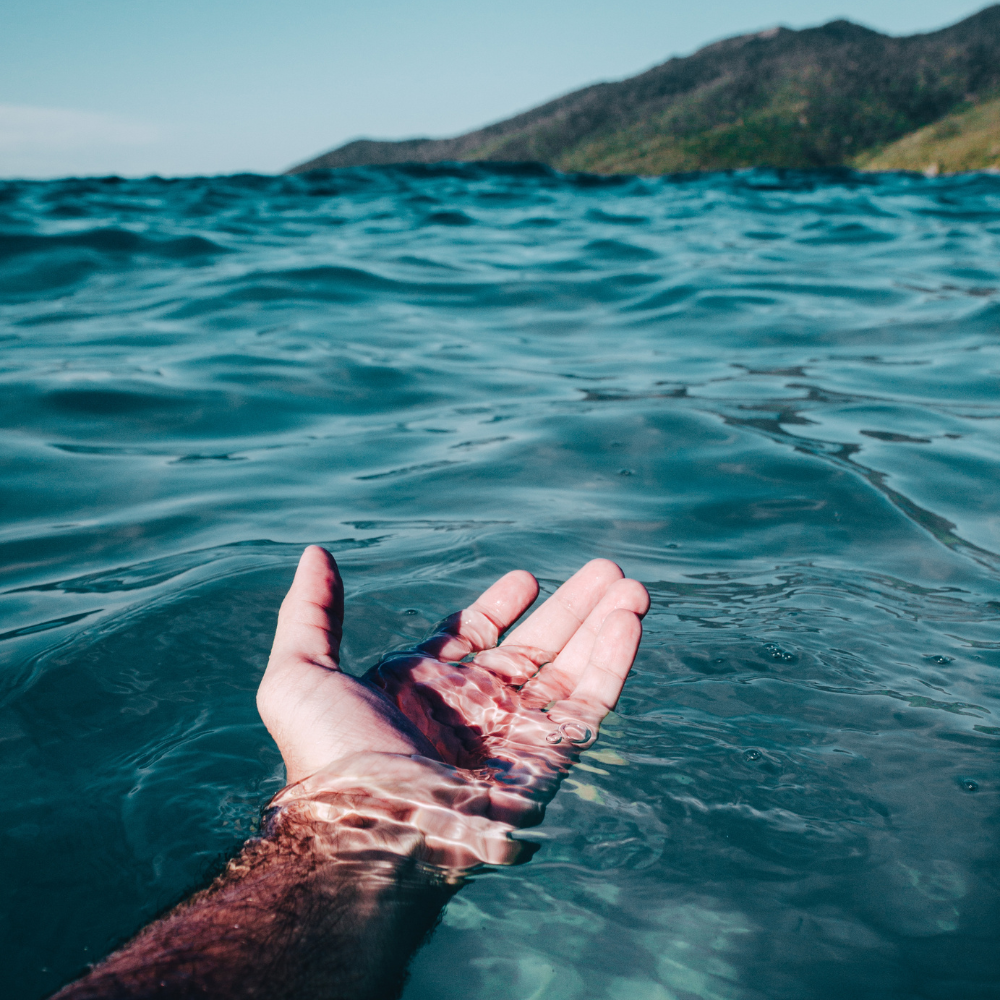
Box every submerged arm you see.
[55,748,530,1000]
[54,805,453,1000]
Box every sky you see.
[0,1,991,178]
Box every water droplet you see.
[403,609,418,616]
[926,654,953,665]
[961,779,979,793]
[545,731,563,745]
[743,749,762,762]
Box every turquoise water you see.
[1,165,998,999]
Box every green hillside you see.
[288,6,1000,176]
[855,95,1000,174]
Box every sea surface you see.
[1,165,998,1000]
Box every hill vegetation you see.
[855,95,1000,174]
[289,6,1000,176]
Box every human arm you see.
[53,547,648,999]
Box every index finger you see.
[416,570,540,661]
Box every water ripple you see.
[1,166,999,1000]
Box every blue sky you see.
[0,1,989,178]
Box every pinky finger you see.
[569,609,642,715]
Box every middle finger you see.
[519,576,649,703]
[499,558,625,656]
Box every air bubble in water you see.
[763,643,795,662]
[961,779,979,793]
[560,722,592,744]
[545,731,563,745]
[744,749,762,762]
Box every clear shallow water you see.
[1,164,999,999]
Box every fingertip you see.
[580,558,625,583]
[505,569,540,603]
[602,606,643,639]
[637,583,650,618]
[300,543,336,569]
[283,545,344,635]
[614,578,650,618]
[475,569,539,626]
[294,545,340,585]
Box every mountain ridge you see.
[288,6,1000,175]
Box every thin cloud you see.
[0,104,163,178]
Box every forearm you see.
[54,786,456,999]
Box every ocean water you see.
[1,164,998,1000]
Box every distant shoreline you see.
[289,5,1000,178]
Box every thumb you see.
[268,545,344,669]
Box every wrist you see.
[263,752,530,871]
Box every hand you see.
[257,546,648,857]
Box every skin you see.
[54,547,648,999]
